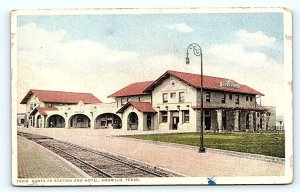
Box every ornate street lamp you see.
[186,43,205,153]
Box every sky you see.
[16,11,285,115]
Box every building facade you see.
[20,70,276,133]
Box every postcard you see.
[11,8,293,186]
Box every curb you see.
[113,136,285,165]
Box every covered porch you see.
[193,105,269,133]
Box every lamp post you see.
[186,43,205,153]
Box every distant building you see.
[20,89,101,128]
[276,116,284,130]
[20,70,276,133]
[17,113,26,126]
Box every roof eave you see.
[108,93,151,98]
[20,90,34,104]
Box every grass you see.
[122,132,285,158]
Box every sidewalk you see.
[17,127,285,177]
[18,136,87,178]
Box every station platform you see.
[17,127,285,177]
[18,136,87,178]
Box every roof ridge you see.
[30,89,95,95]
[167,70,233,81]
[129,80,154,85]
[129,101,151,103]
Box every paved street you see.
[18,136,87,178]
[17,127,285,177]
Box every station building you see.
[20,70,276,132]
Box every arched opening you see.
[69,114,90,128]
[95,113,122,129]
[47,115,65,128]
[128,112,138,130]
[36,115,42,128]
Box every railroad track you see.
[17,131,180,178]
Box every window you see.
[206,92,211,102]
[45,103,52,107]
[235,95,239,104]
[250,96,253,102]
[161,111,168,123]
[100,121,106,126]
[267,112,271,116]
[257,113,260,117]
[179,92,185,103]
[162,93,168,103]
[246,96,249,101]
[129,113,138,124]
[221,93,226,104]
[229,94,233,100]
[121,98,127,106]
[204,110,210,116]
[170,92,176,99]
[138,97,141,101]
[182,110,190,123]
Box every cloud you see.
[17,23,139,111]
[235,29,276,47]
[167,23,193,33]
[16,23,285,116]
[17,23,189,112]
[205,42,284,116]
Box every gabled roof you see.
[30,107,58,116]
[144,70,264,96]
[20,89,102,104]
[116,101,156,113]
[108,81,154,98]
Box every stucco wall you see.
[151,76,198,132]
[115,95,151,108]
[121,106,144,131]
[199,90,257,108]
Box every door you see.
[172,117,179,130]
[204,110,211,130]
[146,114,152,130]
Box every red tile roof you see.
[38,107,58,115]
[108,81,153,98]
[20,89,102,104]
[30,107,58,116]
[116,101,156,113]
[144,70,264,96]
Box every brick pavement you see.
[18,136,87,178]
[17,127,285,177]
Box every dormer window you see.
[179,92,185,103]
[235,95,239,104]
[162,93,168,103]
[170,92,176,99]
[121,98,128,106]
[206,92,211,102]
[221,93,226,104]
